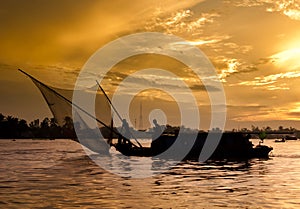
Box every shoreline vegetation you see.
[0,113,299,139]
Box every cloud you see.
[227,104,269,121]
[283,9,300,20]
[212,57,257,82]
[0,0,206,66]
[234,71,300,90]
[229,106,285,122]
[190,84,220,92]
[227,100,300,122]
[227,47,300,89]
[228,0,300,20]
[266,0,300,20]
[145,8,220,37]
[218,59,241,82]
[108,72,220,94]
[255,71,300,84]
[175,39,220,46]
[287,111,300,118]
[288,102,300,114]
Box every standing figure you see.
[118,119,131,145]
[152,119,162,140]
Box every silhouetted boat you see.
[275,138,285,143]
[115,132,273,160]
[285,135,298,140]
[19,69,273,161]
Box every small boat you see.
[275,138,285,143]
[285,135,298,140]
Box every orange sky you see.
[0,0,300,130]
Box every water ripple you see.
[0,139,300,208]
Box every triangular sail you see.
[31,78,75,127]
[18,69,114,154]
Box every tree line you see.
[0,113,299,139]
[0,113,76,139]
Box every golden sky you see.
[1,0,300,130]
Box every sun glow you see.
[271,48,300,70]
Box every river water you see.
[0,139,300,208]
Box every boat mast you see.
[139,102,143,131]
[96,80,143,148]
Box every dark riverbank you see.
[1,113,299,139]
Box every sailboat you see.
[19,69,273,160]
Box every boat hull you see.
[115,132,273,160]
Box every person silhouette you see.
[118,119,131,145]
[152,119,162,140]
